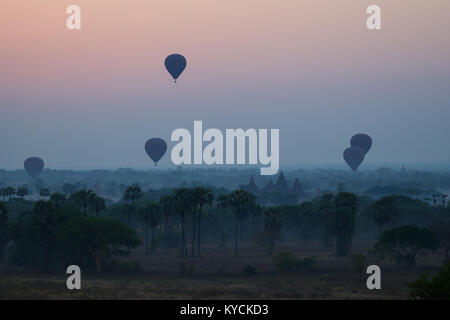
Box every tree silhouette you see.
[58,216,140,273]
[217,194,230,246]
[431,221,450,262]
[159,194,175,230]
[372,196,400,232]
[374,225,438,267]
[259,207,282,255]
[318,193,335,247]
[194,187,213,257]
[141,201,161,254]
[0,202,8,260]
[49,193,66,209]
[90,195,106,217]
[3,187,16,201]
[441,193,448,207]
[229,189,256,256]
[333,192,359,256]
[297,201,315,243]
[173,188,191,258]
[188,189,198,258]
[122,185,144,226]
[39,188,50,201]
[123,185,144,203]
[70,189,96,213]
[16,187,29,200]
[32,200,58,271]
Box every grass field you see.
[0,242,444,299]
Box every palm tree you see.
[141,201,161,254]
[248,203,262,243]
[217,194,230,246]
[16,187,29,200]
[121,203,135,226]
[262,207,282,255]
[32,200,57,271]
[6,187,16,200]
[195,187,213,257]
[39,188,50,200]
[189,189,199,258]
[441,193,448,207]
[49,192,66,209]
[0,201,8,259]
[90,195,106,217]
[70,189,96,213]
[173,188,191,258]
[159,194,175,230]
[229,189,256,256]
[432,193,439,207]
[122,185,144,225]
[123,185,144,203]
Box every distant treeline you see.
[1,167,450,202]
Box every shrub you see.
[272,251,316,272]
[273,252,299,271]
[409,263,450,300]
[297,256,317,268]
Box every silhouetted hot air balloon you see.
[145,138,167,166]
[350,134,372,154]
[24,157,45,178]
[164,54,186,82]
[343,147,365,172]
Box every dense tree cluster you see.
[0,179,449,280]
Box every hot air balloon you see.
[350,134,372,154]
[343,147,365,172]
[145,138,167,166]
[24,157,45,178]
[164,54,186,82]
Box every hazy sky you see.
[1,0,450,170]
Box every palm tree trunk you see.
[222,208,226,246]
[197,205,203,257]
[235,213,239,256]
[246,216,249,244]
[181,212,187,258]
[144,219,149,254]
[191,208,196,257]
[151,226,155,253]
[181,213,185,257]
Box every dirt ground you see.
[0,242,445,299]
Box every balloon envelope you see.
[343,147,365,172]
[350,134,372,154]
[164,54,187,81]
[145,138,167,165]
[24,157,45,178]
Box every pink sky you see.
[1,1,450,169]
[2,0,449,100]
